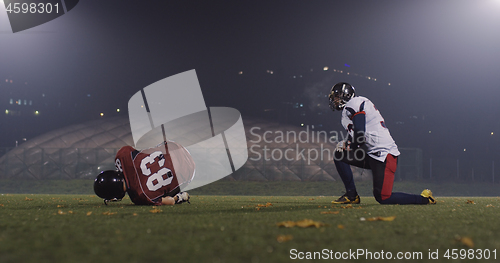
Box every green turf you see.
[0,194,499,263]
[1,179,499,196]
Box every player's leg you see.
[332,150,368,204]
[370,155,432,205]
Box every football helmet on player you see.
[94,170,126,205]
[328,82,356,111]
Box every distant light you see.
[34,110,39,115]
[344,64,350,67]
[347,72,350,75]
[428,131,431,134]
[374,78,377,81]
[464,148,466,152]
[141,105,144,108]
[323,67,329,71]
[116,109,120,112]
[388,83,391,86]
[491,132,494,135]
[300,123,304,127]
[367,76,371,80]
[238,71,243,75]
[299,103,303,107]
[5,109,8,114]
[100,113,104,117]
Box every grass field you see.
[0,193,499,263]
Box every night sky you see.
[1,0,500,160]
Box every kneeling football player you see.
[94,141,195,205]
[328,82,436,205]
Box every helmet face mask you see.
[94,170,126,205]
[328,82,355,111]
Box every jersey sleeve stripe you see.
[350,111,365,120]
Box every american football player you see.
[94,141,195,205]
[328,82,436,205]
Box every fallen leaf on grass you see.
[320,211,340,214]
[276,235,293,243]
[486,204,494,207]
[0,204,4,207]
[337,224,345,229]
[466,200,475,204]
[257,202,273,207]
[57,210,66,215]
[25,197,33,201]
[86,211,92,216]
[455,235,474,248]
[149,207,162,213]
[360,216,396,222]
[339,204,362,209]
[102,211,117,215]
[277,221,296,228]
[277,219,325,228]
[57,205,64,208]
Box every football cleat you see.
[332,193,360,204]
[421,189,436,204]
[175,192,190,204]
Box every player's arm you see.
[161,192,189,205]
[351,112,366,148]
[161,196,176,205]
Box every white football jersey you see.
[341,96,400,162]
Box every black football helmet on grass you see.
[328,82,356,111]
[94,170,126,205]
